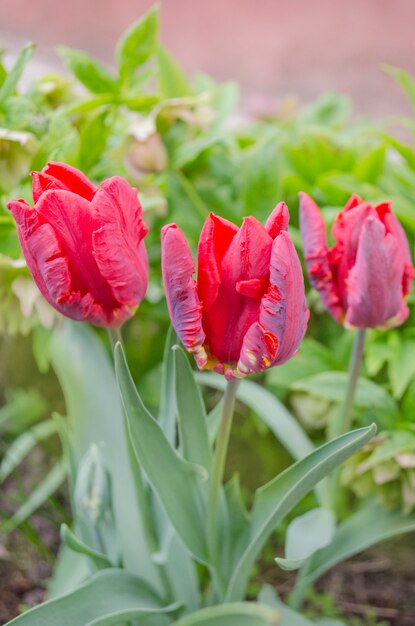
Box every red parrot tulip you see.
[8,162,148,327]
[161,204,309,379]
[299,192,415,328]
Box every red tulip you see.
[161,204,309,379]
[8,162,148,327]
[299,192,415,328]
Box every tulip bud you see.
[7,162,149,327]
[74,444,111,526]
[299,192,415,329]
[125,133,167,175]
[161,204,309,379]
[0,128,37,190]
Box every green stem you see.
[335,328,366,436]
[207,378,238,591]
[108,326,124,351]
[330,328,366,515]
[341,328,366,434]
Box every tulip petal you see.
[32,162,97,203]
[299,192,343,321]
[35,189,118,313]
[235,322,279,377]
[91,177,149,307]
[346,217,405,328]
[161,225,207,368]
[343,193,364,212]
[264,201,289,239]
[236,231,308,375]
[7,199,72,307]
[203,216,273,363]
[197,213,238,310]
[376,201,415,296]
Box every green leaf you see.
[224,425,376,601]
[116,5,159,80]
[0,388,47,432]
[60,523,113,570]
[171,602,280,626]
[174,346,212,470]
[387,333,415,399]
[6,568,180,625]
[266,338,338,389]
[3,459,66,531]
[157,45,190,98]
[119,94,159,111]
[291,372,397,415]
[114,342,209,563]
[353,145,386,182]
[79,109,110,172]
[384,65,415,109]
[242,139,282,219]
[58,47,118,94]
[276,508,336,571]
[0,52,7,87]
[0,419,57,483]
[0,42,35,106]
[295,501,415,595]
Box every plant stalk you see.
[332,328,366,438]
[330,328,366,515]
[108,326,124,351]
[207,378,238,589]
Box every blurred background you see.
[1,0,415,117]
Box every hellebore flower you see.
[8,162,149,327]
[299,192,415,328]
[161,204,309,379]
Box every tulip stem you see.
[330,328,366,516]
[341,328,366,435]
[207,377,238,594]
[108,327,124,351]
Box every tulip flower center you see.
[203,271,270,365]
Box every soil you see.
[261,538,415,626]
[1,524,415,625]
[0,521,55,625]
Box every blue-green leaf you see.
[115,342,209,562]
[174,346,212,470]
[171,602,280,626]
[0,419,57,483]
[6,569,180,625]
[3,459,66,531]
[297,501,415,594]
[276,508,336,571]
[60,524,113,570]
[159,326,178,443]
[199,373,315,462]
[225,425,376,600]
[49,322,160,590]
